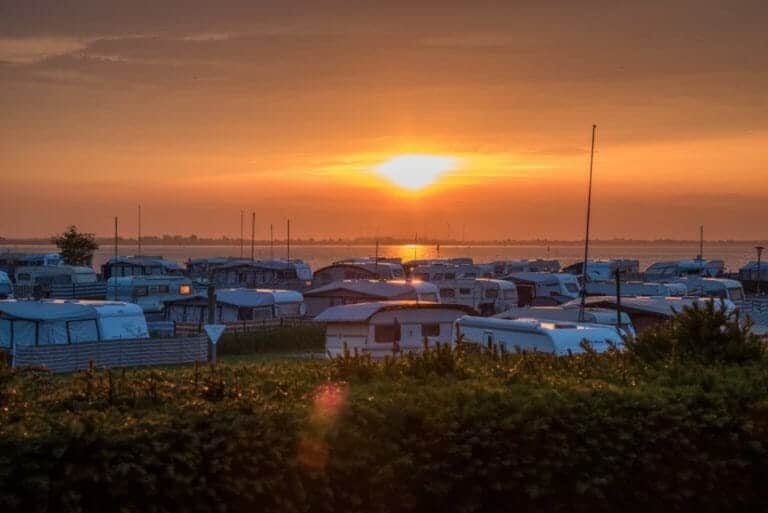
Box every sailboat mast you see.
[579,124,597,320]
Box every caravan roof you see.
[570,295,735,317]
[0,299,143,322]
[505,272,560,285]
[315,300,475,323]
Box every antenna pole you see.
[698,225,704,260]
[114,216,119,259]
[375,233,379,275]
[270,224,274,259]
[287,219,291,261]
[137,205,142,257]
[579,124,597,321]
[240,210,244,258]
[250,212,255,261]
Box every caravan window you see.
[420,293,438,302]
[179,285,191,295]
[440,288,456,298]
[133,286,149,297]
[415,273,430,281]
[157,285,169,294]
[728,287,745,301]
[459,288,472,296]
[421,323,440,337]
[38,321,68,345]
[68,320,99,343]
[485,288,499,299]
[374,324,397,342]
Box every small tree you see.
[52,226,99,266]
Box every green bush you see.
[217,324,326,355]
[625,301,766,365]
[2,337,768,513]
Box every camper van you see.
[585,281,688,297]
[437,278,518,316]
[563,260,641,282]
[504,272,581,306]
[480,260,561,278]
[212,259,313,290]
[13,265,101,299]
[644,259,724,281]
[0,300,148,347]
[454,316,624,355]
[303,280,440,317]
[0,271,13,299]
[494,306,636,337]
[312,261,405,287]
[101,256,184,280]
[675,277,746,301]
[165,288,305,323]
[316,301,476,358]
[106,275,194,313]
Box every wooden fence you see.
[10,335,209,373]
[174,318,322,336]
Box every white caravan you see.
[504,272,581,306]
[674,277,745,301]
[585,281,687,297]
[494,306,636,337]
[0,300,148,347]
[316,301,476,358]
[437,278,518,316]
[454,316,624,355]
[644,259,724,281]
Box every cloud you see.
[0,37,87,64]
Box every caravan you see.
[0,300,148,347]
[316,301,476,358]
[454,316,624,355]
[504,272,581,306]
[106,275,194,313]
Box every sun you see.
[374,154,458,191]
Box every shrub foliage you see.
[1,306,768,513]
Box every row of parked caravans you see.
[317,301,627,359]
[316,294,742,359]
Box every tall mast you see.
[240,210,244,258]
[698,225,704,260]
[114,216,119,259]
[270,224,274,259]
[579,124,597,321]
[287,219,291,261]
[250,212,255,261]
[137,205,142,257]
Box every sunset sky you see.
[1,1,766,240]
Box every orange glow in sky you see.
[1,2,767,240]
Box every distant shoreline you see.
[1,238,766,247]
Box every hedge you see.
[2,346,768,513]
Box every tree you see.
[52,226,99,266]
